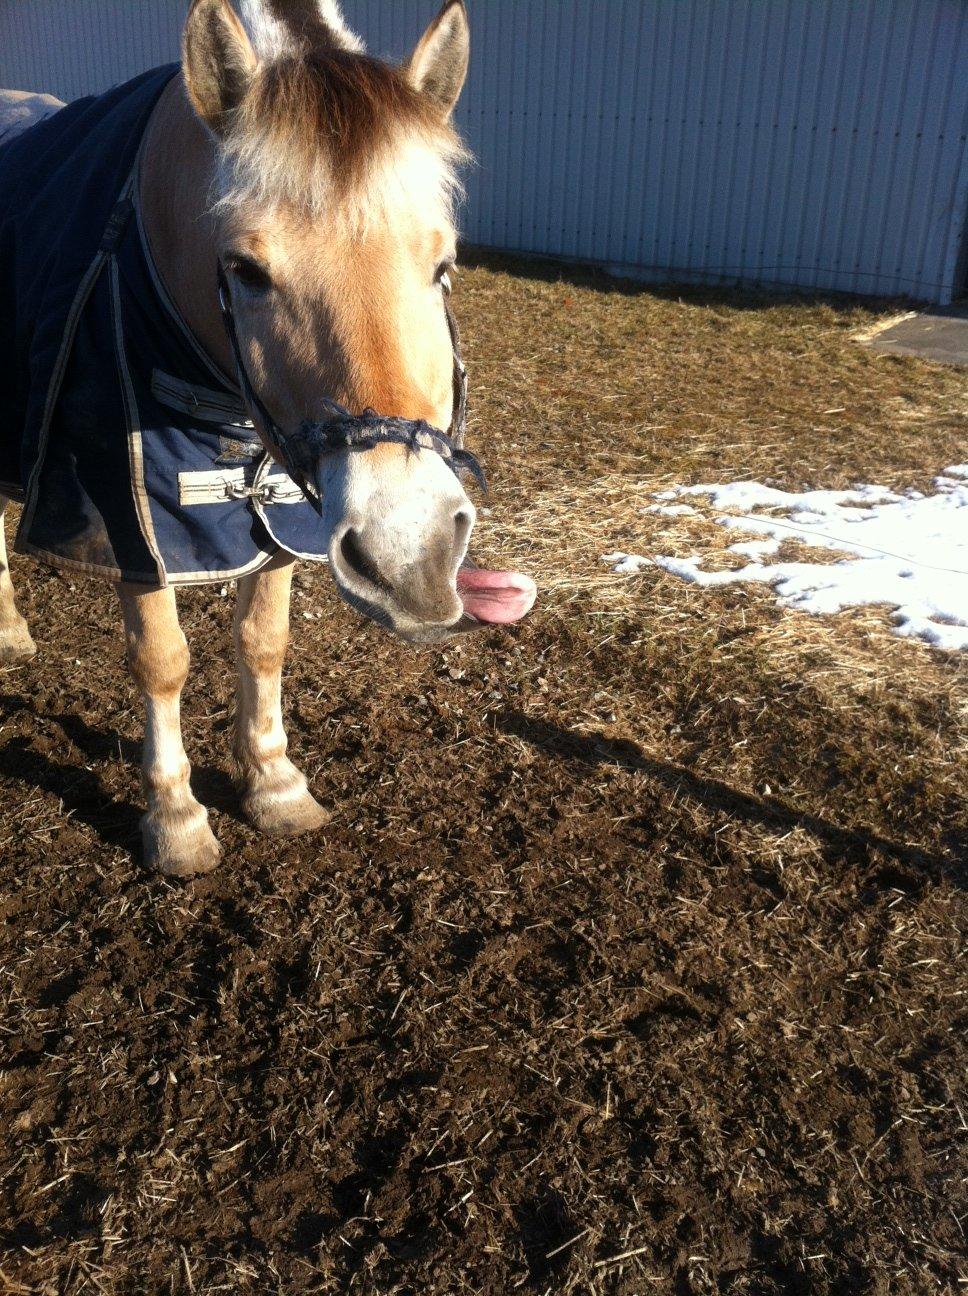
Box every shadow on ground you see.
[496,709,962,889]
[0,692,244,855]
[460,244,905,314]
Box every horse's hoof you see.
[142,806,221,878]
[0,619,36,665]
[243,770,330,838]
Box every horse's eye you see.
[228,255,271,293]
[436,262,455,294]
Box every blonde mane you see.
[216,50,468,231]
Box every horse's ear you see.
[183,0,258,135]
[404,0,469,119]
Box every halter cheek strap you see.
[445,290,469,450]
[215,262,482,515]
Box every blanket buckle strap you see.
[223,478,290,504]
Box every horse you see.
[0,0,535,877]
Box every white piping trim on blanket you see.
[111,253,167,586]
[17,542,159,585]
[16,538,279,588]
[162,548,280,587]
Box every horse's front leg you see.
[233,557,328,836]
[0,497,37,664]
[119,583,220,876]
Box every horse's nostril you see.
[340,528,392,594]
[454,509,474,552]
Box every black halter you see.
[215,263,484,514]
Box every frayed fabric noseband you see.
[283,403,487,511]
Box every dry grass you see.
[462,252,967,618]
[0,255,965,1295]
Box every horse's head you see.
[181,0,535,642]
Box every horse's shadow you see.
[496,710,963,890]
[0,692,242,856]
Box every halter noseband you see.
[215,263,484,514]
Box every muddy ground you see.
[0,258,965,1294]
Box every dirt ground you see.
[0,257,965,1294]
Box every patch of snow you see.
[728,539,781,559]
[643,503,697,517]
[679,480,904,513]
[609,473,968,651]
[602,552,651,575]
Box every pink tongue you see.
[457,566,537,624]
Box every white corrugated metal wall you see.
[2,0,966,302]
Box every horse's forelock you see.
[215,51,467,228]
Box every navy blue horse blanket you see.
[0,66,328,585]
